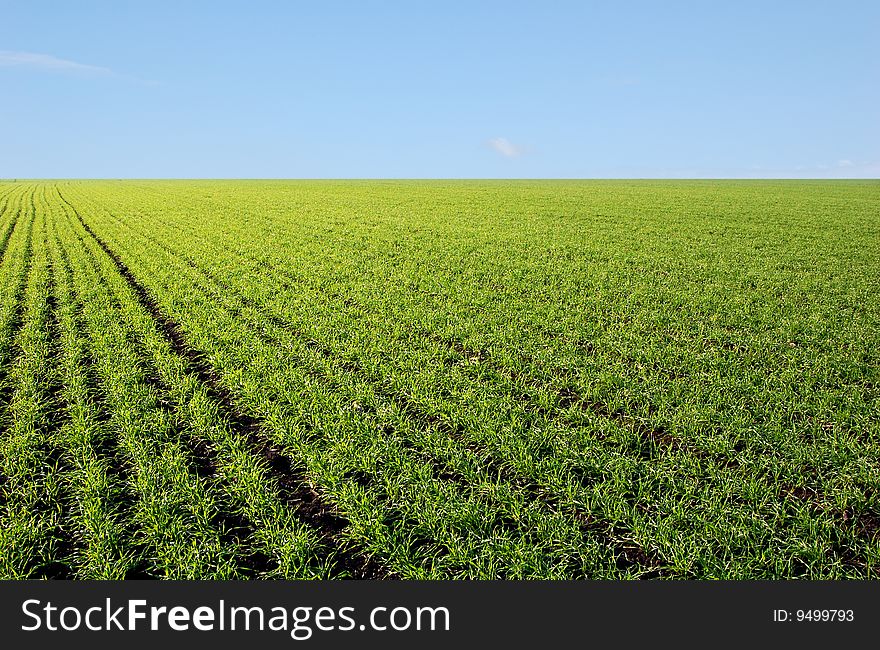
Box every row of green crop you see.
[2,180,873,578]
[104,180,878,476]
[0,185,71,577]
[60,182,879,577]
[127,180,876,505]
[62,185,677,576]
[46,209,137,578]
[0,184,23,250]
[48,193,244,578]
[56,184,624,578]
[51,192,334,578]
[57,185,684,577]
[1,183,333,578]
[70,180,880,570]
[0,184,32,373]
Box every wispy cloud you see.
[0,50,112,75]
[487,137,522,158]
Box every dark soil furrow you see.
[780,480,880,561]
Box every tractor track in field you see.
[87,292,267,569]
[58,190,390,579]
[64,214,288,577]
[61,197,666,576]
[61,204,312,577]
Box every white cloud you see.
[488,137,522,158]
[837,159,854,167]
[0,50,111,75]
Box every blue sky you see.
[1,1,877,178]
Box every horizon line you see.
[1,177,878,182]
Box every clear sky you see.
[1,1,877,178]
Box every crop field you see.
[0,179,877,579]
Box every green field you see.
[0,180,877,579]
